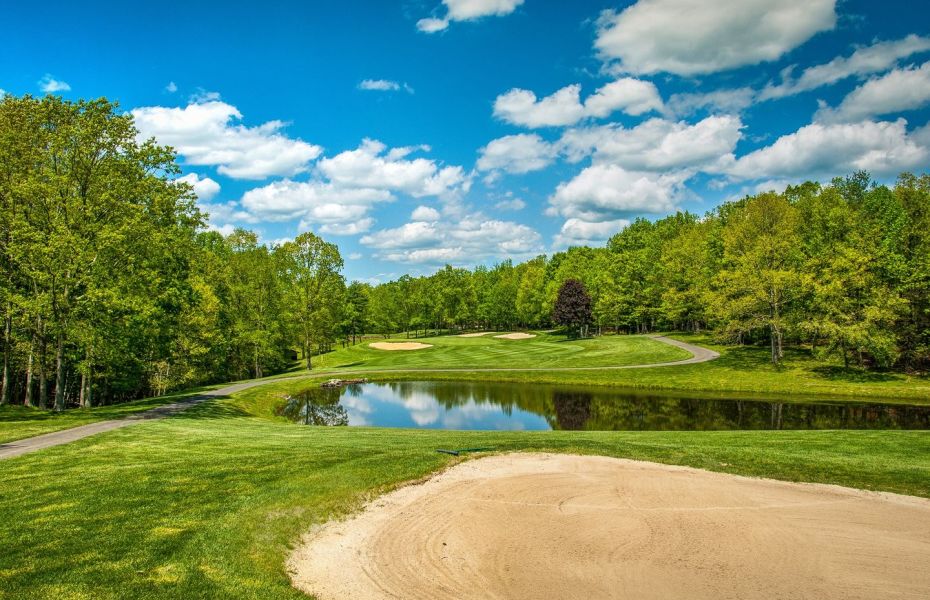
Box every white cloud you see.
[560,115,742,172]
[319,219,375,235]
[165,81,178,93]
[318,139,466,198]
[38,74,70,93]
[667,87,756,116]
[761,34,930,100]
[548,165,683,221]
[584,78,665,118]
[723,119,928,181]
[348,252,364,260]
[476,133,558,173]
[417,0,524,33]
[595,0,836,76]
[554,218,630,248]
[815,62,930,123]
[411,206,441,221]
[241,179,391,223]
[493,78,664,128]
[175,173,220,201]
[131,100,322,179]
[358,79,414,93]
[208,223,237,237]
[416,18,450,33]
[494,194,526,211]
[361,214,541,264]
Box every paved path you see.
[0,377,312,461]
[0,336,717,460]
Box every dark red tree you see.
[552,278,592,338]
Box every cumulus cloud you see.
[165,81,178,93]
[595,0,836,76]
[548,165,683,221]
[476,133,558,174]
[175,172,220,201]
[411,205,441,221]
[358,79,414,93]
[667,87,756,116]
[38,74,70,93]
[417,0,524,33]
[761,34,930,100]
[554,218,630,248]
[814,62,930,123]
[560,115,743,172]
[318,139,466,198]
[361,214,542,264]
[493,78,664,128]
[494,193,526,211]
[723,119,928,181]
[132,100,322,179]
[233,140,468,234]
[241,179,391,224]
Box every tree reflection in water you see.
[278,381,930,431]
[552,391,593,430]
[280,388,349,426]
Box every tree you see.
[281,232,344,370]
[552,279,592,338]
[711,193,806,365]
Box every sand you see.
[368,342,433,351]
[289,453,930,600]
[493,332,537,340]
[456,332,496,338]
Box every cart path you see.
[0,336,716,460]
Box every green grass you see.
[316,331,689,370]
[1,379,929,599]
[312,333,930,403]
[0,387,222,445]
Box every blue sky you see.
[4,0,930,282]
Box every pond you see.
[277,381,930,431]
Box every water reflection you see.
[278,381,930,432]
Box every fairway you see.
[317,332,690,370]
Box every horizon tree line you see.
[2,94,928,410]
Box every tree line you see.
[355,172,930,370]
[2,94,928,410]
[0,96,347,409]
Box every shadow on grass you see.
[810,366,901,384]
[174,398,252,420]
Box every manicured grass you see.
[315,331,690,371]
[1,382,929,599]
[313,333,930,403]
[0,387,220,445]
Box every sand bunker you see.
[456,332,495,338]
[289,453,930,600]
[493,332,536,340]
[368,342,433,351]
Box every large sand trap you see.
[368,342,433,351]
[493,332,536,340]
[289,453,930,600]
[456,332,495,338]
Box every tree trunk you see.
[79,371,87,408]
[0,315,10,405]
[25,333,35,407]
[54,332,65,411]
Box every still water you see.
[277,381,930,431]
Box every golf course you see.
[5,0,930,597]
[2,332,929,599]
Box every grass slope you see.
[315,333,930,402]
[1,383,928,599]
[316,331,689,371]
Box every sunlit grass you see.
[1,385,928,599]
